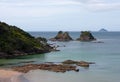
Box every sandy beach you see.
[0,69,29,82]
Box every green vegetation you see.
[77,31,96,41]
[50,31,73,41]
[0,22,52,58]
[81,31,95,40]
[36,37,47,43]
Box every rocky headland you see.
[0,22,53,58]
[50,31,73,41]
[77,31,96,41]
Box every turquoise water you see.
[0,32,120,82]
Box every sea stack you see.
[77,31,96,41]
[50,31,73,41]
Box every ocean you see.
[0,31,120,82]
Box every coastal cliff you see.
[0,22,52,58]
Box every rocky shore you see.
[13,60,95,73]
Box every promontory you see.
[0,21,52,58]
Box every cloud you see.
[0,0,82,18]
[0,0,120,10]
[79,0,120,11]
[86,3,120,11]
[0,0,81,7]
[0,0,120,11]
[0,0,120,18]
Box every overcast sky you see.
[0,0,120,31]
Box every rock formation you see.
[62,60,94,67]
[0,21,53,58]
[50,31,73,41]
[13,64,77,73]
[13,60,95,73]
[76,31,96,41]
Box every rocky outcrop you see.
[50,31,73,41]
[77,31,96,41]
[0,21,53,58]
[13,64,77,73]
[62,60,95,67]
[13,60,95,73]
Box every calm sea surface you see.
[0,32,120,82]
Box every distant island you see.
[99,28,108,32]
[0,22,53,58]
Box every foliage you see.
[0,22,50,55]
[80,31,95,39]
[36,37,47,43]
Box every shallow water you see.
[0,32,120,82]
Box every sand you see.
[0,69,29,82]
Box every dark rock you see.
[75,69,79,72]
[77,31,96,41]
[50,31,73,41]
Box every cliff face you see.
[0,22,52,58]
[77,31,96,41]
[50,31,73,41]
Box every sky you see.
[0,0,120,31]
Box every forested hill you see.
[0,22,52,58]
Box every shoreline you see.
[0,60,94,82]
[0,69,29,82]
